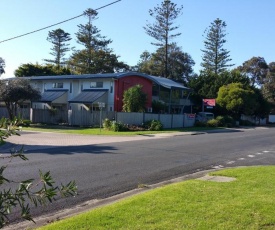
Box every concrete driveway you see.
[3,131,176,151]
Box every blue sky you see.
[1,0,274,77]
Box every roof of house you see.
[19,72,191,91]
[69,89,108,103]
[34,89,68,103]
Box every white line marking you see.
[212,165,224,169]
[238,158,245,160]
[248,155,255,158]
[256,152,263,155]
[226,161,235,164]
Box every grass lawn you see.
[23,125,221,136]
[38,166,275,230]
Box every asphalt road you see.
[2,127,275,226]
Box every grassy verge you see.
[22,125,221,136]
[38,166,275,230]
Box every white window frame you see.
[53,82,64,89]
[90,81,103,88]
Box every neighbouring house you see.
[1,72,194,126]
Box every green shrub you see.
[150,120,163,131]
[206,119,219,127]
[144,120,163,131]
[111,121,127,132]
[215,115,235,127]
[194,121,207,127]
[20,119,31,127]
[103,118,112,130]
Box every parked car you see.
[196,112,214,122]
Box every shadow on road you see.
[0,143,120,155]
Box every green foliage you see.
[111,121,127,132]
[144,0,183,77]
[14,63,72,77]
[122,85,147,112]
[136,44,195,82]
[217,83,260,119]
[263,62,275,105]
[253,88,271,119]
[103,118,112,130]
[0,78,41,119]
[44,28,72,67]
[20,119,31,127]
[103,119,126,132]
[236,56,268,86]
[195,116,234,128]
[194,121,207,127]
[0,118,77,227]
[152,100,166,113]
[215,115,235,127]
[144,120,163,131]
[201,18,234,75]
[68,8,128,74]
[76,9,112,51]
[206,119,219,127]
[68,49,129,74]
[0,117,21,142]
[103,118,163,132]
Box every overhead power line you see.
[0,0,121,44]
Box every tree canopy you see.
[236,56,268,87]
[263,62,275,103]
[217,83,258,119]
[14,63,71,77]
[69,49,128,74]
[44,28,72,68]
[144,0,183,78]
[136,43,195,83]
[0,78,41,119]
[187,70,250,109]
[201,18,234,75]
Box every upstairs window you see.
[90,82,103,88]
[53,82,63,88]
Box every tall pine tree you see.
[201,18,234,75]
[144,0,183,78]
[69,8,127,74]
[44,28,71,68]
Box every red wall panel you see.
[114,75,152,111]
